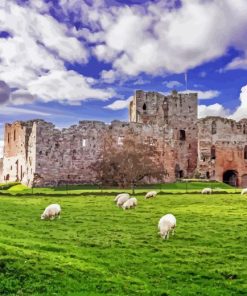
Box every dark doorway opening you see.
[223,170,238,187]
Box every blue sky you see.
[1,0,247,155]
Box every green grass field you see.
[0,192,247,295]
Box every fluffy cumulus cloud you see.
[230,85,247,120]
[104,96,133,110]
[184,90,220,100]
[68,0,247,77]
[198,84,247,120]
[164,89,220,100]
[28,70,115,104]
[198,103,230,118]
[0,80,10,104]
[163,80,183,89]
[0,0,114,105]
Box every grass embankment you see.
[0,181,240,196]
[0,193,247,295]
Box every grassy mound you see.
[0,194,246,295]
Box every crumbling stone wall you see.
[2,90,199,187]
[198,117,247,187]
[2,120,35,184]
[129,90,198,180]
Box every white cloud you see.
[0,106,51,116]
[180,89,220,100]
[225,56,247,71]
[133,78,149,85]
[0,1,114,105]
[28,70,115,103]
[198,84,247,120]
[104,96,133,110]
[0,2,87,63]
[230,85,247,120]
[76,0,247,77]
[10,89,35,105]
[163,80,183,89]
[198,103,229,118]
[0,80,10,104]
[100,69,117,84]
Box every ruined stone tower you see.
[1,90,199,187]
[129,90,198,179]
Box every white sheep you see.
[122,197,138,210]
[241,188,247,195]
[145,191,157,199]
[201,187,212,194]
[158,214,176,240]
[114,193,130,202]
[41,204,61,220]
[117,195,130,207]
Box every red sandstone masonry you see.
[0,90,212,187]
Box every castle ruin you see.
[1,90,247,187]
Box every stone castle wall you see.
[0,90,198,187]
[197,117,247,187]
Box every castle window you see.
[179,170,184,178]
[143,103,147,111]
[8,133,10,143]
[211,146,216,160]
[206,171,210,179]
[212,121,217,134]
[179,130,186,141]
[82,139,86,147]
[117,136,124,146]
[14,130,16,141]
[55,143,59,148]
[244,146,247,159]
[39,151,42,155]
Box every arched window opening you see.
[212,121,217,134]
[206,171,210,179]
[211,146,216,160]
[143,103,147,111]
[244,146,247,159]
[179,130,186,141]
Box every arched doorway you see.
[223,170,238,187]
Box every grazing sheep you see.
[117,195,130,207]
[145,191,157,199]
[122,197,138,210]
[241,188,247,195]
[41,204,61,220]
[114,193,130,202]
[201,187,212,194]
[158,214,176,240]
